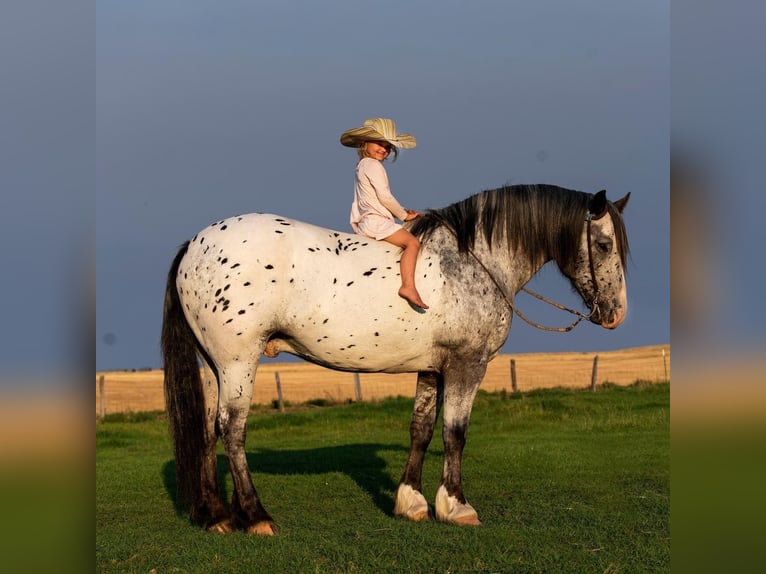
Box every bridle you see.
[431,208,607,333]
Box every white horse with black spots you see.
[162,184,630,535]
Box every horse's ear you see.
[589,190,607,218]
[613,192,631,213]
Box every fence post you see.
[662,348,668,381]
[275,371,284,412]
[510,359,518,393]
[353,373,362,401]
[590,355,599,391]
[99,374,106,419]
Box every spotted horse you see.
[162,184,630,535]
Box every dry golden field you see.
[96,344,669,415]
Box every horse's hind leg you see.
[394,371,443,521]
[197,361,229,531]
[435,360,486,526]
[217,360,276,535]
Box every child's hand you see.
[404,209,422,221]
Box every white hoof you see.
[393,484,430,521]
[434,485,481,525]
[246,521,277,536]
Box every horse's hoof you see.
[450,512,482,526]
[394,484,431,522]
[247,521,277,536]
[207,519,234,534]
[434,485,482,526]
[398,504,430,522]
[409,506,431,522]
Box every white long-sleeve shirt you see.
[349,158,408,240]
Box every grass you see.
[96,382,669,573]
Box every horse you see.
[162,184,630,535]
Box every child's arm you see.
[365,160,408,220]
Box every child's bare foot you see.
[399,286,429,309]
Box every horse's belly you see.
[276,290,441,372]
[276,328,438,373]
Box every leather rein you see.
[430,209,607,332]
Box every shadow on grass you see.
[162,442,407,518]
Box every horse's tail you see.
[161,241,206,513]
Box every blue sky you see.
[95,1,669,370]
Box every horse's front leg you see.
[435,360,486,526]
[394,371,443,521]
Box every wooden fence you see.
[96,345,669,417]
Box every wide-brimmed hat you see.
[340,118,417,149]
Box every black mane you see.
[409,184,629,268]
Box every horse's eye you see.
[597,241,611,253]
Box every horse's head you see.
[567,190,631,329]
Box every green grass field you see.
[96,382,669,573]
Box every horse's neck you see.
[464,237,548,296]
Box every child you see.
[340,118,429,309]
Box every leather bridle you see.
[431,208,608,332]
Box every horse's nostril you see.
[602,308,626,329]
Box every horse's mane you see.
[409,184,629,268]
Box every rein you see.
[427,211,605,333]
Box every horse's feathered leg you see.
[198,359,229,530]
[394,371,443,521]
[217,360,276,535]
[434,359,486,526]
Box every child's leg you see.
[383,229,429,309]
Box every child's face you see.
[363,140,392,161]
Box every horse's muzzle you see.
[590,303,626,330]
[599,308,626,329]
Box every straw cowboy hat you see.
[340,117,417,149]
